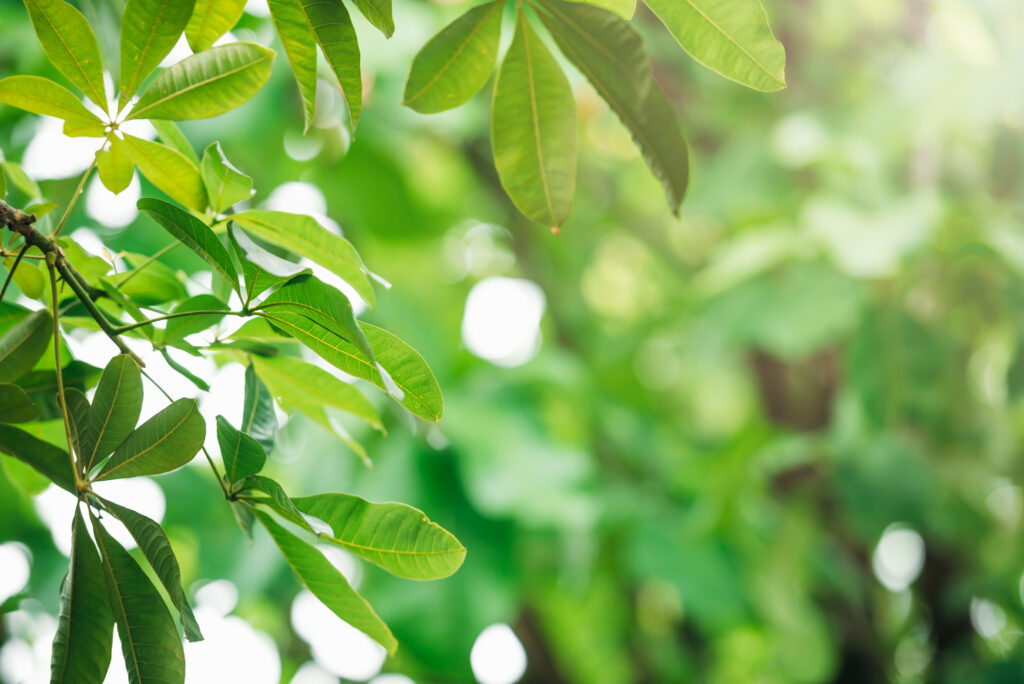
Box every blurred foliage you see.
[4,0,1024,682]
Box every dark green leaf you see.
[119,0,198,104]
[0,309,53,382]
[160,294,229,345]
[50,509,114,684]
[81,354,143,472]
[241,362,276,454]
[65,387,90,464]
[295,493,466,579]
[101,498,204,642]
[538,0,689,212]
[160,348,211,391]
[95,398,205,480]
[16,361,100,422]
[492,9,578,228]
[253,507,398,654]
[0,423,76,492]
[23,0,107,107]
[0,382,40,423]
[92,514,186,684]
[139,198,240,292]
[200,142,253,212]
[217,416,266,484]
[403,1,503,114]
[186,0,247,52]
[233,210,376,307]
[128,42,275,121]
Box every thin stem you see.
[52,160,96,238]
[56,261,144,365]
[114,309,247,335]
[140,368,231,499]
[114,242,179,289]
[1,250,44,260]
[0,244,29,302]
[48,259,84,491]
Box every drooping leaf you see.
[23,0,107,107]
[159,294,229,345]
[241,362,277,454]
[403,1,503,114]
[0,383,40,423]
[92,515,186,684]
[138,198,240,292]
[50,509,114,684]
[233,210,376,307]
[94,398,205,480]
[492,9,578,228]
[0,75,105,133]
[127,42,275,121]
[0,423,76,492]
[160,348,210,391]
[150,119,200,165]
[538,0,689,212]
[267,0,318,132]
[250,354,382,432]
[200,142,253,212]
[257,274,375,363]
[243,475,311,531]
[295,0,361,129]
[95,137,135,195]
[81,354,143,472]
[258,315,443,421]
[295,493,466,579]
[186,0,247,52]
[352,0,393,38]
[216,416,266,484]
[0,309,53,382]
[119,0,198,104]
[644,0,786,92]
[101,498,204,642]
[123,135,207,211]
[253,507,398,654]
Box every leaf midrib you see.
[678,0,783,86]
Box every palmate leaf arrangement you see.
[0,0,784,681]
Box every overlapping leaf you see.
[124,135,207,211]
[0,383,39,423]
[139,198,240,292]
[0,310,53,382]
[241,363,277,454]
[80,355,143,472]
[0,423,76,492]
[200,142,253,212]
[217,416,266,484]
[23,0,107,107]
[186,0,247,52]
[0,76,104,136]
[119,0,197,104]
[95,398,205,480]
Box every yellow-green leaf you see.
[119,0,198,105]
[123,134,207,211]
[186,0,247,52]
[23,0,107,107]
[96,137,134,195]
[0,76,105,133]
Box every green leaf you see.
[1,161,41,199]
[492,9,578,228]
[95,137,135,195]
[0,383,40,423]
[94,398,205,480]
[267,0,318,133]
[160,348,211,391]
[17,361,100,423]
[150,120,200,165]
[253,507,398,654]
[0,75,105,133]
[572,0,634,19]
[538,0,689,212]
[114,253,189,305]
[352,0,393,38]
[0,309,53,382]
[217,416,266,484]
[92,514,186,684]
[243,475,311,531]
[232,500,256,543]
[258,315,443,422]
[139,198,240,292]
[295,493,466,579]
[81,355,143,473]
[101,498,204,642]
[159,294,229,345]
[200,142,253,212]
[644,0,786,91]
[123,135,207,211]
[257,274,375,363]
[403,1,503,114]
[119,0,198,104]
[0,164,6,199]
[251,354,381,430]
[229,226,309,304]
[128,42,275,121]
[186,0,247,52]
[23,0,107,107]
[241,362,277,454]
[65,387,90,461]
[24,201,59,218]
[100,279,155,341]
[0,423,76,492]
[295,0,361,129]
[3,256,44,299]
[51,509,114,684]
[233,210,376,308]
